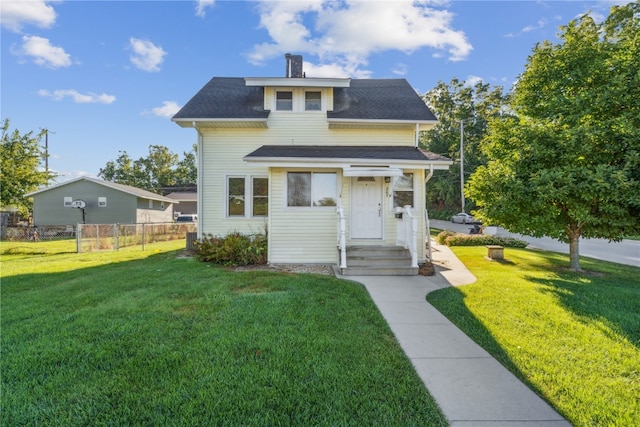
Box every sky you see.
[1,0,630,184]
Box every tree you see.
[174,144,197,187]
[0,119,52,216]
[99,144,196,193]
[421,79,510,215]
[467,3,640,271]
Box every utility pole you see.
[460,120,465,213]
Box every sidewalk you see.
[339,242,571,427]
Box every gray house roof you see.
[26,177,175,203]
[244,145,449,162]
[329,79,436,122]
[172,77,269,120]
[172,77,436,123]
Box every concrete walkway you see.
[339,242,572,427]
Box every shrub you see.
[440,232,528,248]
[436,230,457,245]
[195,231,268,266]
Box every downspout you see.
[194,122,203,240]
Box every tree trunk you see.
[568,231,581,271]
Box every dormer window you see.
[305,91,321,111]
[276,91,293,111]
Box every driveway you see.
[430,219,640,268]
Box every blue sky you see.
[1,0,628,183]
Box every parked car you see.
[451,212,476,224]
[176,214,197,223]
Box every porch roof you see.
[243,145,452,170]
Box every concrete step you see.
[340,245,417,276]
[340,266,419,276]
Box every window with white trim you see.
[227,175,269,217]
[305,91,321,111]
[64,196,72,207]
[287,172,337,207]
[276,91,293,111]
[393,173,414,208]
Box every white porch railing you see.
[396,205,418,268]
[336,206,347,269]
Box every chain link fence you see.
[1,223,196,252]
[76,223,197,252]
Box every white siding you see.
[199,110,427,263]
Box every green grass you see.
[1,240,446,426]
[427,246,640,427]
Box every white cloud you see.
[195,0,215,17]
[0,0,57,33]
[392,63,408,76]
[38,89,116,104]
[465,75,483,86]
[129,37,166,72]
[247,0,472,77]
[522,18,548,33]
[151,101,181,118]
[14,35,71,68]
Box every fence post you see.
[76,223,82,253]
[114,223,119,251]
[142,223,145,251]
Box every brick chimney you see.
[285,53,304,78]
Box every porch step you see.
[340,245,418,276]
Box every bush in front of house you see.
[195,231,268,266]
[437,231,528,248]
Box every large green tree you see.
[0,119,53,215]
[99,144,196,193]
[421,79,510,215]
[467,3,640,271]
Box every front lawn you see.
[1,240,446,426]
[427,246,640,427]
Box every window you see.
[252,177,268,216]
[287,172,337,207]
[228,177,245,216]
[305,91,321,111]
[227,176,268,217]
[64,196,72,207]
[98,197,107,207]
[276,91,293,111]
[148,200,154,209]
[393,173,414,208]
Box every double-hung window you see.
[305,91,321,111]
[287,172,337,207]
[276,91,293,111]
[227,176,268,217]
[393,173,414,208]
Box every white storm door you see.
[351,177,383,239]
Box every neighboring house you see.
[25,177,176,226]
[166,192,197,217]
[172,54,452,275]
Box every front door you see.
[351,177,383,239]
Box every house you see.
[166,192,197,218]
[172,54,452,275]
[25,177,176,226]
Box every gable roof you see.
[172,77,436,126]
[328,79,436,122]
[173,77,269,123]
[25,177,175,203]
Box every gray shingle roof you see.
[173,77,269,120]
[172,77,436,122]
[328,79,436,122]
[244,145,450,162]
[25,177,175,203]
